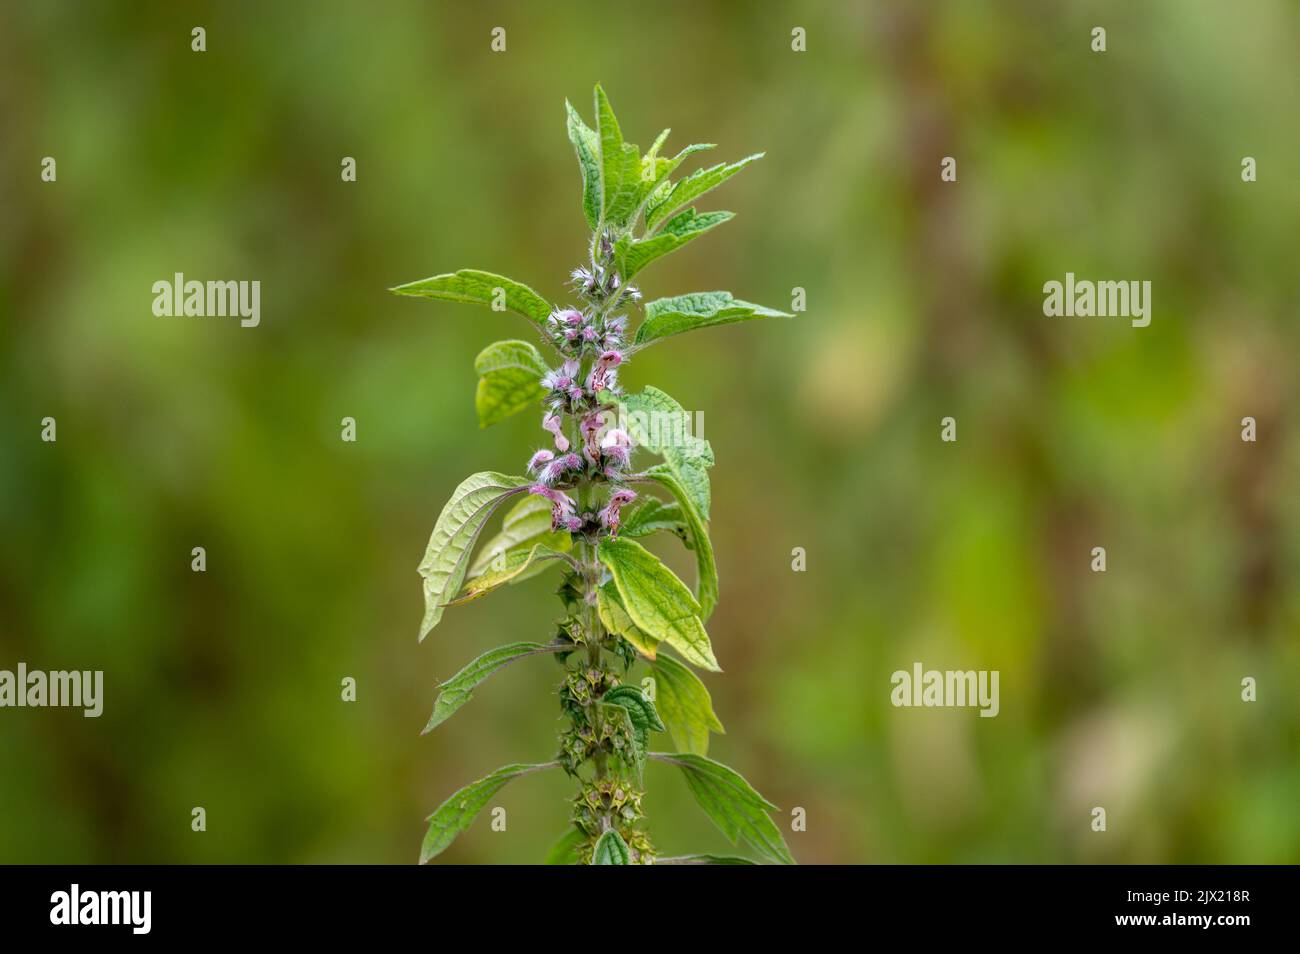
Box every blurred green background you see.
[2,0,1298,864]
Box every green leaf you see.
[612,385,714,519]
[565,100,602,230]
[651,753,794,865]
[597,537,718,671]
[418,472,529,640]
[473,339,549,427]
[620,497,688,541]
[391,269,552,328]
[634,291,793,349]
[544,826,587,865]
[423,641,565,733]
[603,685,666,762]
[656,854,757,865]
[641,468,718,620]
[643,143,716,204]
[594,85,642,229]
[645,153,763,232]
[469,494,563,577]
[445,541,571,606]
[597,583,660,659]
[614,208,733,279]
[592,829,630,865]
[650,653,724,756]
[420,762,556,863]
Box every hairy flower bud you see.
[538,452,582,485]
[527,449,554,474]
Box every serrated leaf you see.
[614,208,733,279]
[544,826,586,865]
[640,468,717,620]
[603,684,666,762]
[656,854,757,865]
[391,269,552,328]
[592,829,630,865]
[634,291,793,349]
[423,641,564,733]
[645,153,763,232]
[597,537,718,671]
[595,85,642,229]
[469,494,561,577]
[620,497,688,540]
[473,339,549,427]
[650,653,724,756]
[643,143,716,204]
[565,100,602,230]
[420,761,556,863]
[612,385,714,519]
[651,753,794,865]
[597,583,660,658]
[418,472,530,639]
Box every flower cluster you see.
[545,307,629,364]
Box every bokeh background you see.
[2,0,1298,864]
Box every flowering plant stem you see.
[394,85,795,865]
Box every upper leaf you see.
[634,291,792,349]
[468,494,564,578]
[473,339,549,427]
[420,761,556,863]
[613,208,733,279]
[423,641,564,733]
[597,536,718,671]
[592,828,631,865]
[645,153,763,233]
[597,582,660,659]
[595,85,643,229]
[391,269,552,328]
[641,468,718,619]
[619,496,688,541]
[613,385,714,519]
[444,541,571,606]
[418,472,529,640]
[650,653,724,756]
[651,752,794,865]
[565,100,602,230]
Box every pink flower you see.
[598,488,637,536]
[587,350,623,393]
[538,453,582,485]
[529,484,578,531]
[541,413,569,451]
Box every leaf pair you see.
[567,85,724,238]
